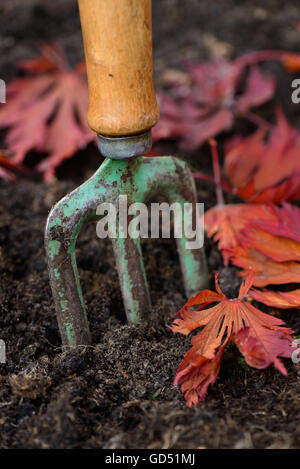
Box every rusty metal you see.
[45,156,208,346]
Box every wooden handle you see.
[78,0,159,137]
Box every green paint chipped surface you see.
[49,240,60,260]
[45,156,208,346]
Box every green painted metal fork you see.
[45,156,208,346]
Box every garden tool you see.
[45,0,208,346]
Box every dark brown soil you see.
[0,0,300,449]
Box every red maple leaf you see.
[171,272,293,406]
[224,109,300,203]
[0,44,95,181]
[152,59,275,150]
[152,92,185,143]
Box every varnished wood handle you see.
[78,0,160,137]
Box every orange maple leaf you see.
[239,227,300,262]
[0,44,95,181]
[250,288,300,309]
[171,272,293,406]
[228,246,300,287]
[206,202,300,273]
[217,202,300,287]
[205,203,276,264]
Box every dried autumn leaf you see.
[204,203,276,264]
[205,201,300,269]
[228,246,300,287]
[0,44,95,181]
[153,49,299,148]
[231,326,290,374]
[153,59,275,150]
[210,204,300,287]
[249,288,300,309]
[171,272,293,406]
[174,344,225,407]
[239,226,300,262]
[253,202,300,243]
[234,65,275,115]
[224,109,300,203]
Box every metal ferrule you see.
[97,130,152,160]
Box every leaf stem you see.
[209,139,224,207]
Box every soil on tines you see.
[1,0,300,449]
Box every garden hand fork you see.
[45,0,208,346]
